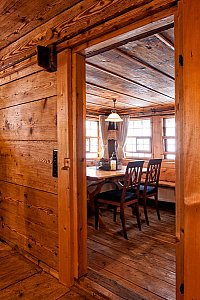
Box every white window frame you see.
[86,119,99,159]
[162,116,176,160]
[125,118,152,159]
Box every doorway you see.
[57,4,182,298]
[84,15,176,299]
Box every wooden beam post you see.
[176,0,200,298]
[72,52,87,278]
[57,49,77,286]
[152,116,163,158]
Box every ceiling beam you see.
[86,92,137,108]
[117,105,175,116]
[155,33,174,51]
[114,48,174,80]
[86,61,174,101]
[86,82,168,106]
[85,21,174,58]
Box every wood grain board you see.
[85,26,174,114]
[0,59,58,272]
[0,97,57,141]
[0,0,82,50]
[87,206,176,299]
[0,2,175,115]
[0,141,57,193]
[0,204,175,299]
[0,242,111,299]
[0,70,57,109]
[0,0,177,70]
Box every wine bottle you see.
[110,152,117,170]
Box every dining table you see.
[86,165,147,227]
[87,166,127,227]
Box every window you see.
[86,120,99,158]
[125,119,152,158]
[163,117,175,160]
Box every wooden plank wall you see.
[0,60,59,272]
[0,0,177,71]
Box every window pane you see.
[166,154,175,160]
[86,138,90,152]
[137,138,151,152]
[125,118,151,158]
[163,117,176,160]
[86,120,99,158]
[164,118,175,136]
[86,120,98,137]
[166,138,175,152]
[128,119,151,137]
[125,137,136,152]
[90,137,98,153]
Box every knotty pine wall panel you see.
[0,70,56,109]
[0,97,57,141]
[0,141,57,193]
[0,0,177,70]
[0,63,58,270]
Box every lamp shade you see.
[105,111,123,122]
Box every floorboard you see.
[87,205,176,300]
[0,205,176,299]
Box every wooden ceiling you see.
[1,1,174,116]
[0,0,82,50]
[86,26,174,115]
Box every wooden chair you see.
[94,161,144,239]
[140,158,162,226]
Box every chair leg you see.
[113,206,117,222]
[95,200,99,230]
[120,206,128,239]
[134,203,141,231]
[131,206,135,216]
[155,194,161,221]
[143,198,149,226]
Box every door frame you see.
[57,2,186,297]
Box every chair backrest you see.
[121,161,144,201]
[145,158,162,189]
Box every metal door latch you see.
[63,158,71,170]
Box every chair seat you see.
[128,185,156,195]
[97,190,137,202]
[139,184,156,195]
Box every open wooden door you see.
[176,0,200,298]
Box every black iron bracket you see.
[37,44,57,72]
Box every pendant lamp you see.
[105,99,123,122]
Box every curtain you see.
[116,116,130,160]
[99,115,109,159]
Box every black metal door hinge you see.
[179,54,184,67]
[180,283,184,294]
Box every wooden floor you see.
[86,204,176,300]
[0,205,176,299]
[0,242,101,299]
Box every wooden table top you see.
[86,166,147,181]
[86,166,126,181]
